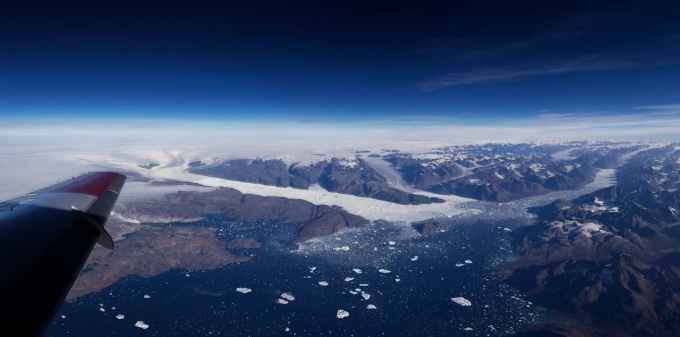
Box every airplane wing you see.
[0,172,126,337]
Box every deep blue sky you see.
[1,0,679,124]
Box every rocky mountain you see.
[190,157,444,205]
[189,142,657,204]
[120,187,369,244]
[430,160,597,202]
[385,155,463,189]
[411,220,445,235]
[503,145,680,336]
[505,253,680,337]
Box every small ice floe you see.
[359,283,369,287]
[395,278,401,282]
[464,327,473,331]
[185,273,191,277]
[451,297,472,306]
[236,287,252,293]
[143,294,151,299]
[352,268,363,274]
[318,281,329,286]
[344,277,355,282]
[336,309,350,319]
[309,267,317,273]
[366,304,377,310]
[135,321,150,329]
[388,241,396,246]
[349,290,358,295]
[361,293,371,300]
[333,246,350,252]
[378,269,391,274]
[116,314,125,320]
[503,228,511,232]
[99,307,105,312]
[281,293,295,301]
[464,260,473,264]
[410,256,419,261]
[277,299,289,305]
[455,263,465,267]
[61,315,66,319]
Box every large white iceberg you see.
[280,293,295,301]
[135,321,150,329]
[336,309,350,319]
[451,297,472,306]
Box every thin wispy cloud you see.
[416,56,639,91]
[635,104,680,115]
[415,30,584,61]
[415,5,628,61]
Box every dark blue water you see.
[45,209,550,337]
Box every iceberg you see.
[116,314,124,320]
[135,321,150,329]
[336,309,350,319]
[366,304,377,310]
[344,277,354,282]
[318,281,329,286]
[280,293,295,301]
[378,269,391,273]
[236,287,252,293]
[276,299,289,305]
[451,297,472,306]
[352,268,363,274]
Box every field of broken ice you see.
[44,170,616,337]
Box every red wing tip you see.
[53,172,122,196]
